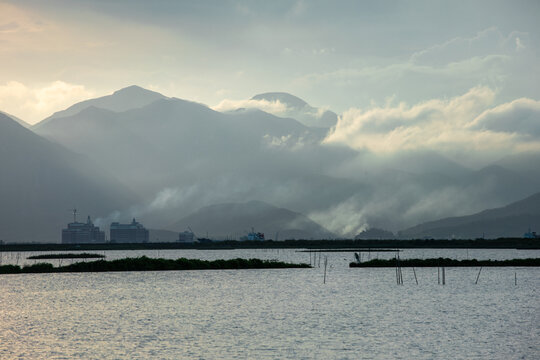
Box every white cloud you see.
[469,98,540,137]
[212,98,289,115]
[0,81,94,124]
[324,87,540,166]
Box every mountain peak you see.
[34,85,167,128]
[112,85,163,97]
[251,92,309,109]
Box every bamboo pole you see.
[323,256,328,284]
[442,267,445,285]
[413,267,418,285]
[475,266,482,284]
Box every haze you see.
[1,1,539,242]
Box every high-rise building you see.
[62,215,105,244]
[110,219,149,243]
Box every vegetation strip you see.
[350,257,540,267]
[297,249,399,252]
[1,238,539,252]
[27,253,105,259]
[0,256,310,274]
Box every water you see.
[1,249,539,359]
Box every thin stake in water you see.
[475,266,482,284]
[323,256,328,284]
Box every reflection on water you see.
[1,249,539,359]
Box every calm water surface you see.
[1,249,539,359]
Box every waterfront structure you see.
[62,215,105,244]
[110,219,149,243]
[247,228,265,241]
[178,229,195,242]
[524,228,538,239]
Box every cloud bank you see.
[324,87,540,167]
[0,81,94,124]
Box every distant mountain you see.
[399,192,540,239]
[28,85,540,239]
[33,85,166,130]
[0,112,138,242]
[33,95,337,201]
[252,92,338,128]
[169,200,335,240]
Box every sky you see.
[0,0,539,129]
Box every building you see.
[62,215,105,244]
[178,229,195,242]
[110,218,149,243]
[524,228,538,239]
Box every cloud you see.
[469,98,540,137]
[409,27,524,66]
[324,87,540,166]
[0,81,94,124]
[212,98,288,115]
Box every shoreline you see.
[1,238,539,252]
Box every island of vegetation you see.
[27,253,105,260]
[350,257,540,267]
[0,256,311,274]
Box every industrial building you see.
[110,219,149,243]
[62,215,105,244]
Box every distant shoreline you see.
[1,238,539,252]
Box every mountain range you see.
[400,192,540,239]
[1,85,539,242]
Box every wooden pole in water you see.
[515,272,517,286]
[413,267,418,285]
[437,264,440,285]
[323,256,328,284]
[399,254,403,285]
[395,255,399,285]
[442,267,445,285]
[475,266,482,284]
[318,251,321,267]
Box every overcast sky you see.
[0,0,539,125]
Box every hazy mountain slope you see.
[0,113,138,242]
[33,85,166,130]
[252,92,338,128]
[399,192,540,239]
[170,200,335,240]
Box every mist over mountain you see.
[251,92,338,128]
[6,85,540,241]
[399,192,540,239]
[0,113,138,242]
[170,200,335,240]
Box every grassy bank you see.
[0,256,310,274]
[350,257,540,267]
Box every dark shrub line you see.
[27,253,105,259]
[0,256,310,274]
[350,257,540,267]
